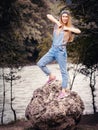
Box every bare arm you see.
[63,26,81,34]
[47,14,61,27]
[47,14,81,34]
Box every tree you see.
[1,68,6,124]
[4,68,21,122]
[61,0,98,113]
[69,0,98,68]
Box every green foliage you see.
[37,33,52,61]
[0,0,50,67]
[0,33,26,67]
[1,0,97,68]
[79,36,98,67]
[66,0,98,68]
[0,0,65,67]
[23,37,39,63]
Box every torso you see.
[53,26,70,44]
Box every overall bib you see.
[37,28,68,88]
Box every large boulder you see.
[25,80,84,130]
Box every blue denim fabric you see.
[37,29,68,88]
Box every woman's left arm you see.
[64,26,81,34]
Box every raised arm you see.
[47,14,61,27]
[47,14,81,34]
[63,26,81,34]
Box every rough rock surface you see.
[25,80,84,130]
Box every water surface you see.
[0,64,98,124]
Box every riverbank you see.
[0,113,98,130]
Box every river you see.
[0,63,98,124]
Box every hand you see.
[63,26,69,31]
[56,21,62,28]
[63,26,81,33]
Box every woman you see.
[37,10,81,99]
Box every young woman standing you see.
[37,10,81,98]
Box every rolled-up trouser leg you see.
[37,51,54,76]
[56,50,68,88]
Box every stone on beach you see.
[25,80,84,130]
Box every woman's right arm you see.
[47,14,62,27]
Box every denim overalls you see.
[37,26,68,88]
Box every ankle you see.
[49,74,55,80]
[62,90,65,94]
[61,88,67,94]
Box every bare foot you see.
[49,74,56,81]
[58,88,69,99]
[46,74,56,84]
[58,91,69,99]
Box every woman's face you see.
[61,13,69,24]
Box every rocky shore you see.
[0,114,98,130]
[25,80,84,130]
[0,80,98,130]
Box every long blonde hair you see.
[59,10,74,42]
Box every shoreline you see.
[79,112,98,125]
[0,113,98,130]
